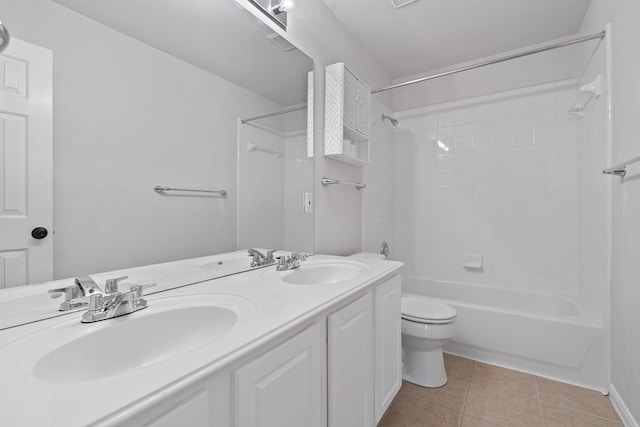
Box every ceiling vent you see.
[266,32,296,51]
[389,0,418,9]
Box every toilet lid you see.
[401,296,457,324]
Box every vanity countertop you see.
[0,254,402,427]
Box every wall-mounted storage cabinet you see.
[324,63,371,166]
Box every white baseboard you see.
[609,384,639,427]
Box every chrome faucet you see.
[79,276,156,323]
[276,253,308,271]
[48,275,104,311]
[248,248,277,267]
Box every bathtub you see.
[403,278,606,391]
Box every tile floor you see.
[379,354,622,427]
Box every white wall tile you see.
[473,151,493,168]
[393,80,581,295]
[437,154,453,170]
[454,152,473,169]
[473,167,492,184]
[513,128,534,147]
[472,133,493,150]
[454,135,473,151]
[492,131,513,148]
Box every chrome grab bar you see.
[154,186,227,197]
[321,177,366,190]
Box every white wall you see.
[237,114,313,255]
[393,82,580,293]
[237,0,393,256]
[579,0,640,424]
[283,130,314,254]
[1,0,284,278]
[362,96,395,258]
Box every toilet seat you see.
[401,296,457,324]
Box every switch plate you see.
[304,192,313,213]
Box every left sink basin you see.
[19,294,256,383]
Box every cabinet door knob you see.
[31,227,48,240]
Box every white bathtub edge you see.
[403,278,602,327]
[609,384,640,427]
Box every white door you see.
[233,323,323,427]
[0,38,53,288]
[374,275,402,423]
[328,293,374,427]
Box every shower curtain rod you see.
[241,104,308,124]
[371,31,606,94]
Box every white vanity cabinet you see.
[71,271,402,427]
[230,275,401,427]
[146,390,210,427]
[328,293,374,427]
[327,275,402,427]
[233,323,324,427]
[373,275,402,423]
[324,62,371,165]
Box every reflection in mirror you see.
[238,99,313,254]
[0,0,313,330]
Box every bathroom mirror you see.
[0,0,313,328]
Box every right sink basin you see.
[262,260,371,285]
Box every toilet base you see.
[402,346,448,388]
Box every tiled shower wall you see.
[576,44,610,320]
[393,81,582,295]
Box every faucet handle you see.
[104,276,128,294]
[87,294,104,311]
[49,284,81,300]
[291,252,307,261]
[129,283,157,299]
[266,249,277,260]
[49,284,88,311]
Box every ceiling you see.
[53,0,312,106]
[322,0,592,80]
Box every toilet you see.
[348,252,457,388]
[401,294,457,388]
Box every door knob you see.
[31,227,48,239]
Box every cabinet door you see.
[328,294,374,427]
[146,390,209,427]
[344,68,358,131]
[356,80,371,137]
[233,323,323,427]
[374,275,402,423]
